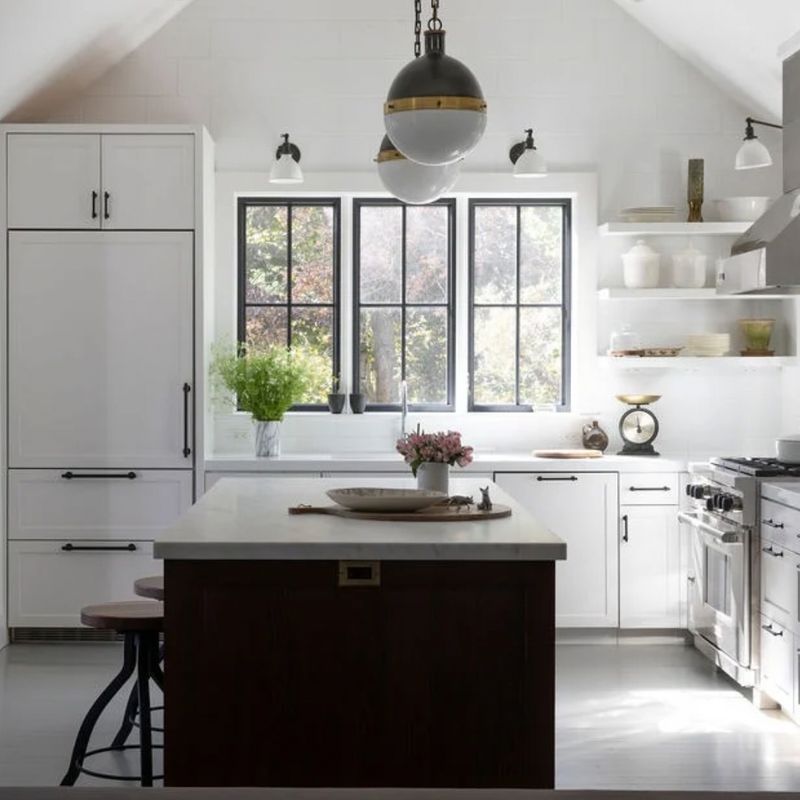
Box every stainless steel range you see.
[682,457,800,686]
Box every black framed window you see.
[468,199,571,411]
[353,199,455,410]
[238,197,340,407]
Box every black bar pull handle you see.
[536,475,578,482]
[762,518,785,529]
[629,486,671,492]
[62,543,137,552]
[91,190,98,219]
[103,191,111,220]
[182,382,192,457]
[761,623,784,637]
[622,514,629,543]
[762,545,785,558]
[61,471,137,480]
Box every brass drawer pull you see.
[338,560,381,587]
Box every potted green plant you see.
[211,343,326,457]
[328,374,346,414]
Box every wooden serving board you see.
[533,449,603,459]
[289,503,512,522]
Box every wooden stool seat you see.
[80,601,163,633]
[134,576,165,601]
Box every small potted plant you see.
[349,384,367,414]
[328,374,346,414]
[211,343,326,457]
[395,428,474,495]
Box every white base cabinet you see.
[495,472,619,628]
[620,505,682,628]
[9,541,161,628]
[759,614,795,715]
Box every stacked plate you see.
[619,206,676,223]
[684,333,730,357]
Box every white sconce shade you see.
[269,133,303,184]
[735,138,773,170]
[509,128,547,177]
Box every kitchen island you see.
[155,477,566,789]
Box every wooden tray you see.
[289,503,512,522]
[533,449,602,459]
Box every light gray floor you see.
[0,642,798,790]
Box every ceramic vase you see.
[417,462,449,495]
[255,420,281,457]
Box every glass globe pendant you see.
[384,5,487,166]
[376,135,460,204]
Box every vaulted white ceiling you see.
[613,0,800,122]
[0,0,191,121]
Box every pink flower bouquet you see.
[395,429,474,477]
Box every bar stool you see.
[61,601,164,787]
[111,576,166,752]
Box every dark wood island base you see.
[164,559,555,788]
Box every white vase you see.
[416,462,449,495]
[254,420,281,457]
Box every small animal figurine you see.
[477,486,492,511]
[447,494,473,512]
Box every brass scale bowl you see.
[615,394,661,406]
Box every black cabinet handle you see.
[182,382,192,457]
[622,514,629,543]
[62,543,137,552]
[628,486,671,492]
[762,518,785,529]
[762,623,783,637]
[103,191,111,220]
[91,190,98,219]
[61,471,137,480]
[536,475,577,482]
[762,545,785,557]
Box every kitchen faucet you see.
[400,380,408,437]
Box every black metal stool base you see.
[61,630,164,787]
[77,743,164,782]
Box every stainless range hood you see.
[717,50,800,295]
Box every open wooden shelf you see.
[597,288,792,300]
[599,222,751,237]
[598,356,797,369]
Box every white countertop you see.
[154,477,567,562]
[205,452,693,473]
[761,479,800,507]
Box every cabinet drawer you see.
[9,540,161,627]
[760,539,800,632]
[761,498,800,553]
[9,469,192,541]
[620,473,679,505]
[760,614,794,712]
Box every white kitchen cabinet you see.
[6,132,194,230]
[8,469,192,541]
[760,539,800,632]
[620,505,682,628]
[495,472,618,627]
[101,134,194,230]
[760,614,795,713]
[9,231,194,468]
[7,134,100,229]
[8,540,161,628]
[620,472,680,505]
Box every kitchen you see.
[3,0,800,796]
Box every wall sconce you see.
[735,117,782,170]
[270,133,303,184]
[509,128,546,177]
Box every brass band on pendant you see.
[376,148,407,163]
[384,96,488,114]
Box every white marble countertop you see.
[154,477,567,562]
[205,452,695,474]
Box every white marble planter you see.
[416,462,449,495]
[254,420,281,457]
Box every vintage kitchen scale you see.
[616,394,661,456]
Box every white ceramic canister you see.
[608,323,642,354]
[672,245,707,288]
[622,239,660,288]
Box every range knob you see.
[720,496,734,512]
[706,498,715,511]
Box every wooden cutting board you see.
[289,504,512,522]
[533,449,603,459]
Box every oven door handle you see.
[678,511,743,544]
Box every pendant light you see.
[269,133,303,184]
[735,117,782,170]
[384,0,487,166]
[509,128,547,178]
[376,135,461,204]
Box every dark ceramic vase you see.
[328,393,346,414]
[582,419,609,452]
[349,393,367,414]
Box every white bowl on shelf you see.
[714,196,771,222]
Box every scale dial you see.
[620,407,658,445]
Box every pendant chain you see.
[428,0,442,31]
[414,0,422,57]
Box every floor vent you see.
[11,628,122,643]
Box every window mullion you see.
[401,205,407,386]
[286,203,293,349]
[515,204,521,407]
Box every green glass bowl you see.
[739,318,775,351]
